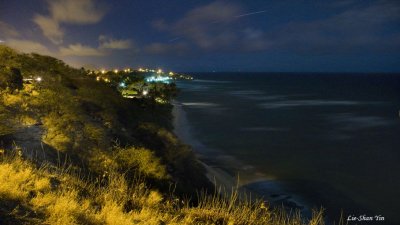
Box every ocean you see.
[174,73,400,224]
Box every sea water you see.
[175,73,400,223]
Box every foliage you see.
[0,45,327,224]
[114,146,168,179]
[136,123,210,194]
[0,45,20,68]
[147,82,178,100]
[0,66,23,91]
[0,104,15,136]
[0,155,326,225]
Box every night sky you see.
[1,0,399,72]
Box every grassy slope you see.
[0,45,325,224]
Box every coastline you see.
[172,100,235,190]
[172,100,312,216]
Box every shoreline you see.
[172,100,312,217]
[170,99,392,225]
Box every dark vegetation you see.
[0,45,324,224]
[0,44,209,193]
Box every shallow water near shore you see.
[173,101,313,218]
[173,72,400,224]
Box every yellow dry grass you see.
[0,151,326,225]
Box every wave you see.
[182,102,220,107]
[240,127,290,132]
[328,113,394,130]
[179,84,210,92]
[193,79,232,83]
[259,100,380,109]
[228,90,288,101]
[229,90,266,95]
[172,102,310,215]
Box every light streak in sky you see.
[209,10,268,25]
[235,10,267,18]
[168,37,182,42]
[168,9,268,42]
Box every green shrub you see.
[0,66,23,91]
[115,146,168,179]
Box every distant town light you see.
[96,76,100,81]
[155,97,167,104]
[145,76,172,83]
[114,69,119,73]
[119,82,126,87]
[142,90,148,96]
[157,69,163,74]
[101,70,106,74]
[36,77,42,82]
[169,72,174,76]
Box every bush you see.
[0,46,327,224]
[0,66,23,91]
[0,155,326,225]
[0,45,20,68]
[114,146,168,179]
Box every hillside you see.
[0,45,324,224]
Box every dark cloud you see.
[99,35,133,50]
[144,42,189,55]
[3,39,52,55]
[2,0,399,71]
[59,35,135,56]
[148,0,400,56]
[149,1,270,54]
[151,19,168,31]
[269,1,400,54]
[59,43,105,56]
[33,0,107,44]
[0,21,20,38]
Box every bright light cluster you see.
[145,76,171,83]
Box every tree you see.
[0,66,23,91]
[0,45,20,68]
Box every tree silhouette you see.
[0,66,23,91]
